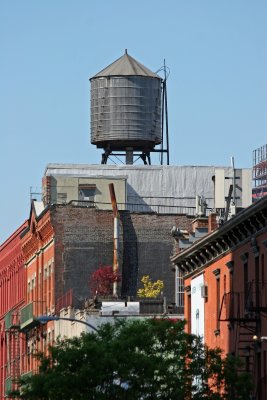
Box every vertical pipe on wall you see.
[109,184,119,297]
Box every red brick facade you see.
[0,222,27,399]
[0,200,194,395]
[20,203,55,374]
[172,196,267,400]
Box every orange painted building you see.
[0,221,27,398]
[172,196,267,400]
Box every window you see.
[241,253,249,311]
[264,351,267,394]
[255,255,260,308]
[255,255,259,285]
[261,254,265,287]
[187,294,191,334]
[78,185,96,202]
[213,268,221,334]
[57,192,67,203]
[244,262,248,299]
[223,274,226,293]
[216,276,220,332]
[230,268,233,292]
[48,264,52,307]
[175,267,184,313]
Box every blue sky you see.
[1,0,267,243]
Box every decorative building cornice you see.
[205,247,213,259]
[210,244,219,257]
[240,222,250,236]
[171,196,267,277]
[185,261,193,272]
[221,236,231,249]
[215,241,224,252]
[21,205,54,261]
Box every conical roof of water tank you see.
[91,49,161,79]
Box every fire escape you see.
[4,302,43,396]
[4,310,21,396]
[4,290,75,396]
[219,281,267,380]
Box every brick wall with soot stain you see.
[120,212,194,303]
[51,205,114,306]
[51,205,194,305]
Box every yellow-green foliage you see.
[137,275,164,298]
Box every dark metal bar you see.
[109,184,119,297]
[37,316,98,332]
[164,59,170,166]
[161,78,165,165]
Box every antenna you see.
[30,187,42,202]
[196,195,207,217]
[231,156,236,206]
[160,60,170,165]
[164,60,170,166]
[224,185,233,222]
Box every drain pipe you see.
[109,183,119,297]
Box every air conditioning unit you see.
[201,284,208,299]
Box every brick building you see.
[0,222,27,398]
[22,201,194,308]
[0,161,253,396]
[0,199,193,395]
[19,201,55,376]
[171,196,267,400]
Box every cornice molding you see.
[172,198,267,277]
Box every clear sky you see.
[1,0,267,244]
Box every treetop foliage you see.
[137,275,164,298]
[14,319,252,400]
[89,265,121,296]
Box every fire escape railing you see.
[246,281,267,312]
[219,292,242,321]
[219,281,267,322]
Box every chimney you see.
[42,176,51,206]
[208,213,218,233]
[191,217,208,233]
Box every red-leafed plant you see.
[90,265,121,296]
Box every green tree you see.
[13,319,252,400]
